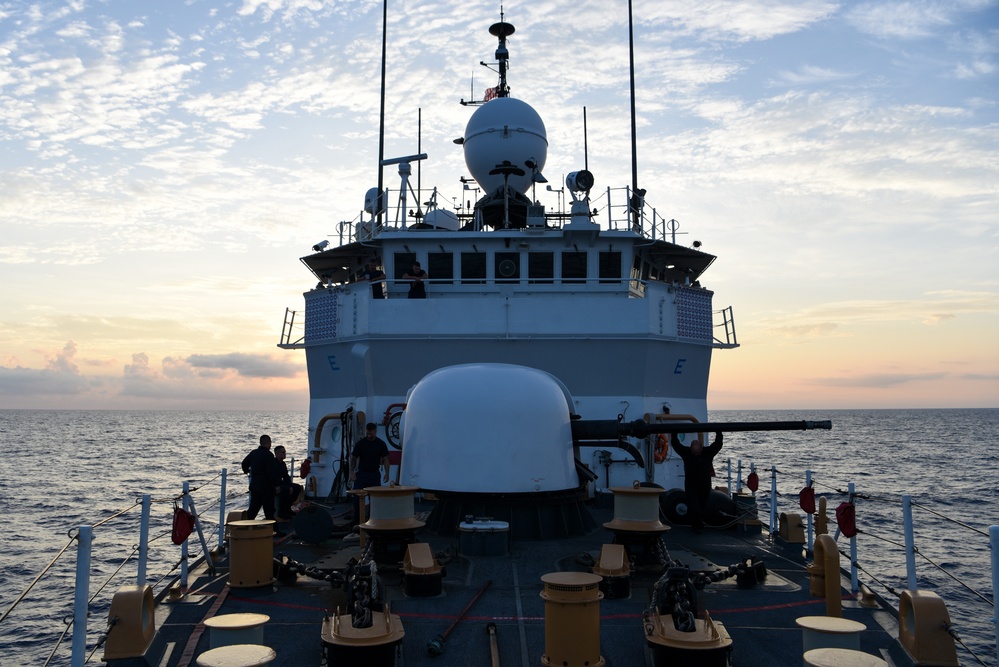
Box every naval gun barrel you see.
[572,419,832,441]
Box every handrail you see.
[730,456,996,667]
[331,185,692,246]
[7,470,243,665]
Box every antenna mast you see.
[489,6,515,99]
[627,0,642,231]
[376,0,389,226]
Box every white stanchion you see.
[181,481,190,590]
[903,495,917,590]
[770,466,778,537]
[218,468,228,553]
[71,525,92,667]
[848,482,858,593]
[805,470,813,553]
[990,525,998,659]
[138,494,151,586]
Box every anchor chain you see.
[649,556,767,632]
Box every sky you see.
[0,0,997,411]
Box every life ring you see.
[653,434,669,463]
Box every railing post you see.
[218,469,228,553]
[849,482,859,593]
[180,481,189,591]
[769,466,778,537]
[137,494,151,586]
[991,526,998,659]
[737,460,743,494]
[71,525,92,667]
[903,495,917,590]
[726,458,732,495]
[805,470,813,553]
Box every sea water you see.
[0,408,996,665]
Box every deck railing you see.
[724,458,998,667]
[332,186,699,247]
[3,458,997,666]
[0,470,245,666]
[285,279,736,350]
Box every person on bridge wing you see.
[671,432,723,533]
[402,261,428,298]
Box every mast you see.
[376,0,388,225]
[627,0,642,231]
[489,7,514,98]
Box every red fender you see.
[799,486,816,514]
[171,507,196,545]
[836,502,858,537]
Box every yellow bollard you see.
[897,590,959,666]
[815,496,828,535]
[102,585,155,660]
[807,534,842,617]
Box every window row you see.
[391,251,623,285]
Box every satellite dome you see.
[400,363,577,494]
[421,208,460,230]
[463,98,548,196]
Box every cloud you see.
[774,65,857,86]
[845,0,992,39]
[123,352,156,377]
[747,291,999,343]
[185,352,301,378]
[0,365,93,396]
[46,340,79,373]
[643,0,839,42]
[808,372,949,388]
[0,342,304,408]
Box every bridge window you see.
[528,252,554,284]
[394,252,416,281]
[599,251,621,284]
[428,252,453,284]
[561,251,587,284]
[461,252,486,284]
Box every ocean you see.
[0,408,996,666]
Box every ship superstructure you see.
[279,17,738,524]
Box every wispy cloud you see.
[807,371,949,387]
[642,0,839,42]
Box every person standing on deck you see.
[361,258,386,299]
[349,423,390,524]
[402,261,428,298]
[241,435,279,524]
[273,445,303,520]
[671,432,723,532]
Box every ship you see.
[85,10,972,667]
[278,12,739,528]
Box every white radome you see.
[463,97,548,196]
[400,363,577,494]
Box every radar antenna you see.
[461,7,515,105]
